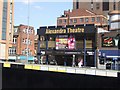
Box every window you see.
[10,23,12,33]
[2,1,8,40]
[10,13,12,23]
[63,19,67,23]
[91,4,93,10]
[76,0,79,9]
[80,18,84,22]
[9,47,16,55]
[113,1,116,10]
[111,22,120,29]
[96,3,100,10]
[85,18,89,22]
[73,19,77,23]
[28,39,31,45]
[28,28,33,34]
[14,28,18,33]
[103,1,109,11]
[22,39,24,43]
[59,20,62,24]
[9,33,12,41]
[10,1,13,13]
[70,19,73,23]
[91,0,93,10]
[13,38,17,44]
[91,17,95,22]
[96,17,100,22]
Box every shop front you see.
[98,32,120,70]
[37,25,97,67]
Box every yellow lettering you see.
[82,28,84,32]
[46,28,84,34]
[67,28,70,33]
[64,29,66,33]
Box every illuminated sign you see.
[56,38,68,50]
[56,35,76,50]
[68,37,75,49]
[102,37,115,47]
[46,29,66,34]
[67,28,84,33]
[45,28,84,34]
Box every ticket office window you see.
[76,40,84,49]
[86,40,92,48]
[86,37,93,49]
[76,36,84,49]
[40,36,46,49]
[48,36,56,49]
[76,37,93,49]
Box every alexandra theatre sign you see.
[45,28,85,34]
[37,25,96,35]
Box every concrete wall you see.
[1,66,119,88]
[0,63,2,89]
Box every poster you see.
[56,35,76,50]
[102,37,119,47]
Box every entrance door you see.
[55,55,73,66]
[86,55,94,67]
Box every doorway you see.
[55,55,73,66]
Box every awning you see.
[20,56,34,61]
[8,56,20,60]
[99,50,120,58]
[97,28,109,33]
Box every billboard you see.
[56,38,68,50]
[68,37,75,49]
[56,35,76,50]
[102,37,119,47]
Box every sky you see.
[14,0,73,34]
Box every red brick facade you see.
[57,9,108,27]
[14,24,35,56]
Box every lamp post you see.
[26,0,30,64]
[72,55,76,67]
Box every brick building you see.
[73,0,120,16]
[57,8,108,27]
[0,0,14,60]
[9,24,35,63]
[97,10,120,70]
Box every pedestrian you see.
[78,57,83,68]
[64,59,67,66]
[34,58,38,64]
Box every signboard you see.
[102,37,115,47]
[56,38,68,50]
[45,28,84,34]
[37,25,96,36]
[56,35,76,50]
[68,37,75,49]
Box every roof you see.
[109,10,120,15]
[64,8,103,17]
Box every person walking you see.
[78,57,83,68]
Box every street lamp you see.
[26,0,30,64]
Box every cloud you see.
[21,0,36,4]
[34,6,43,10]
